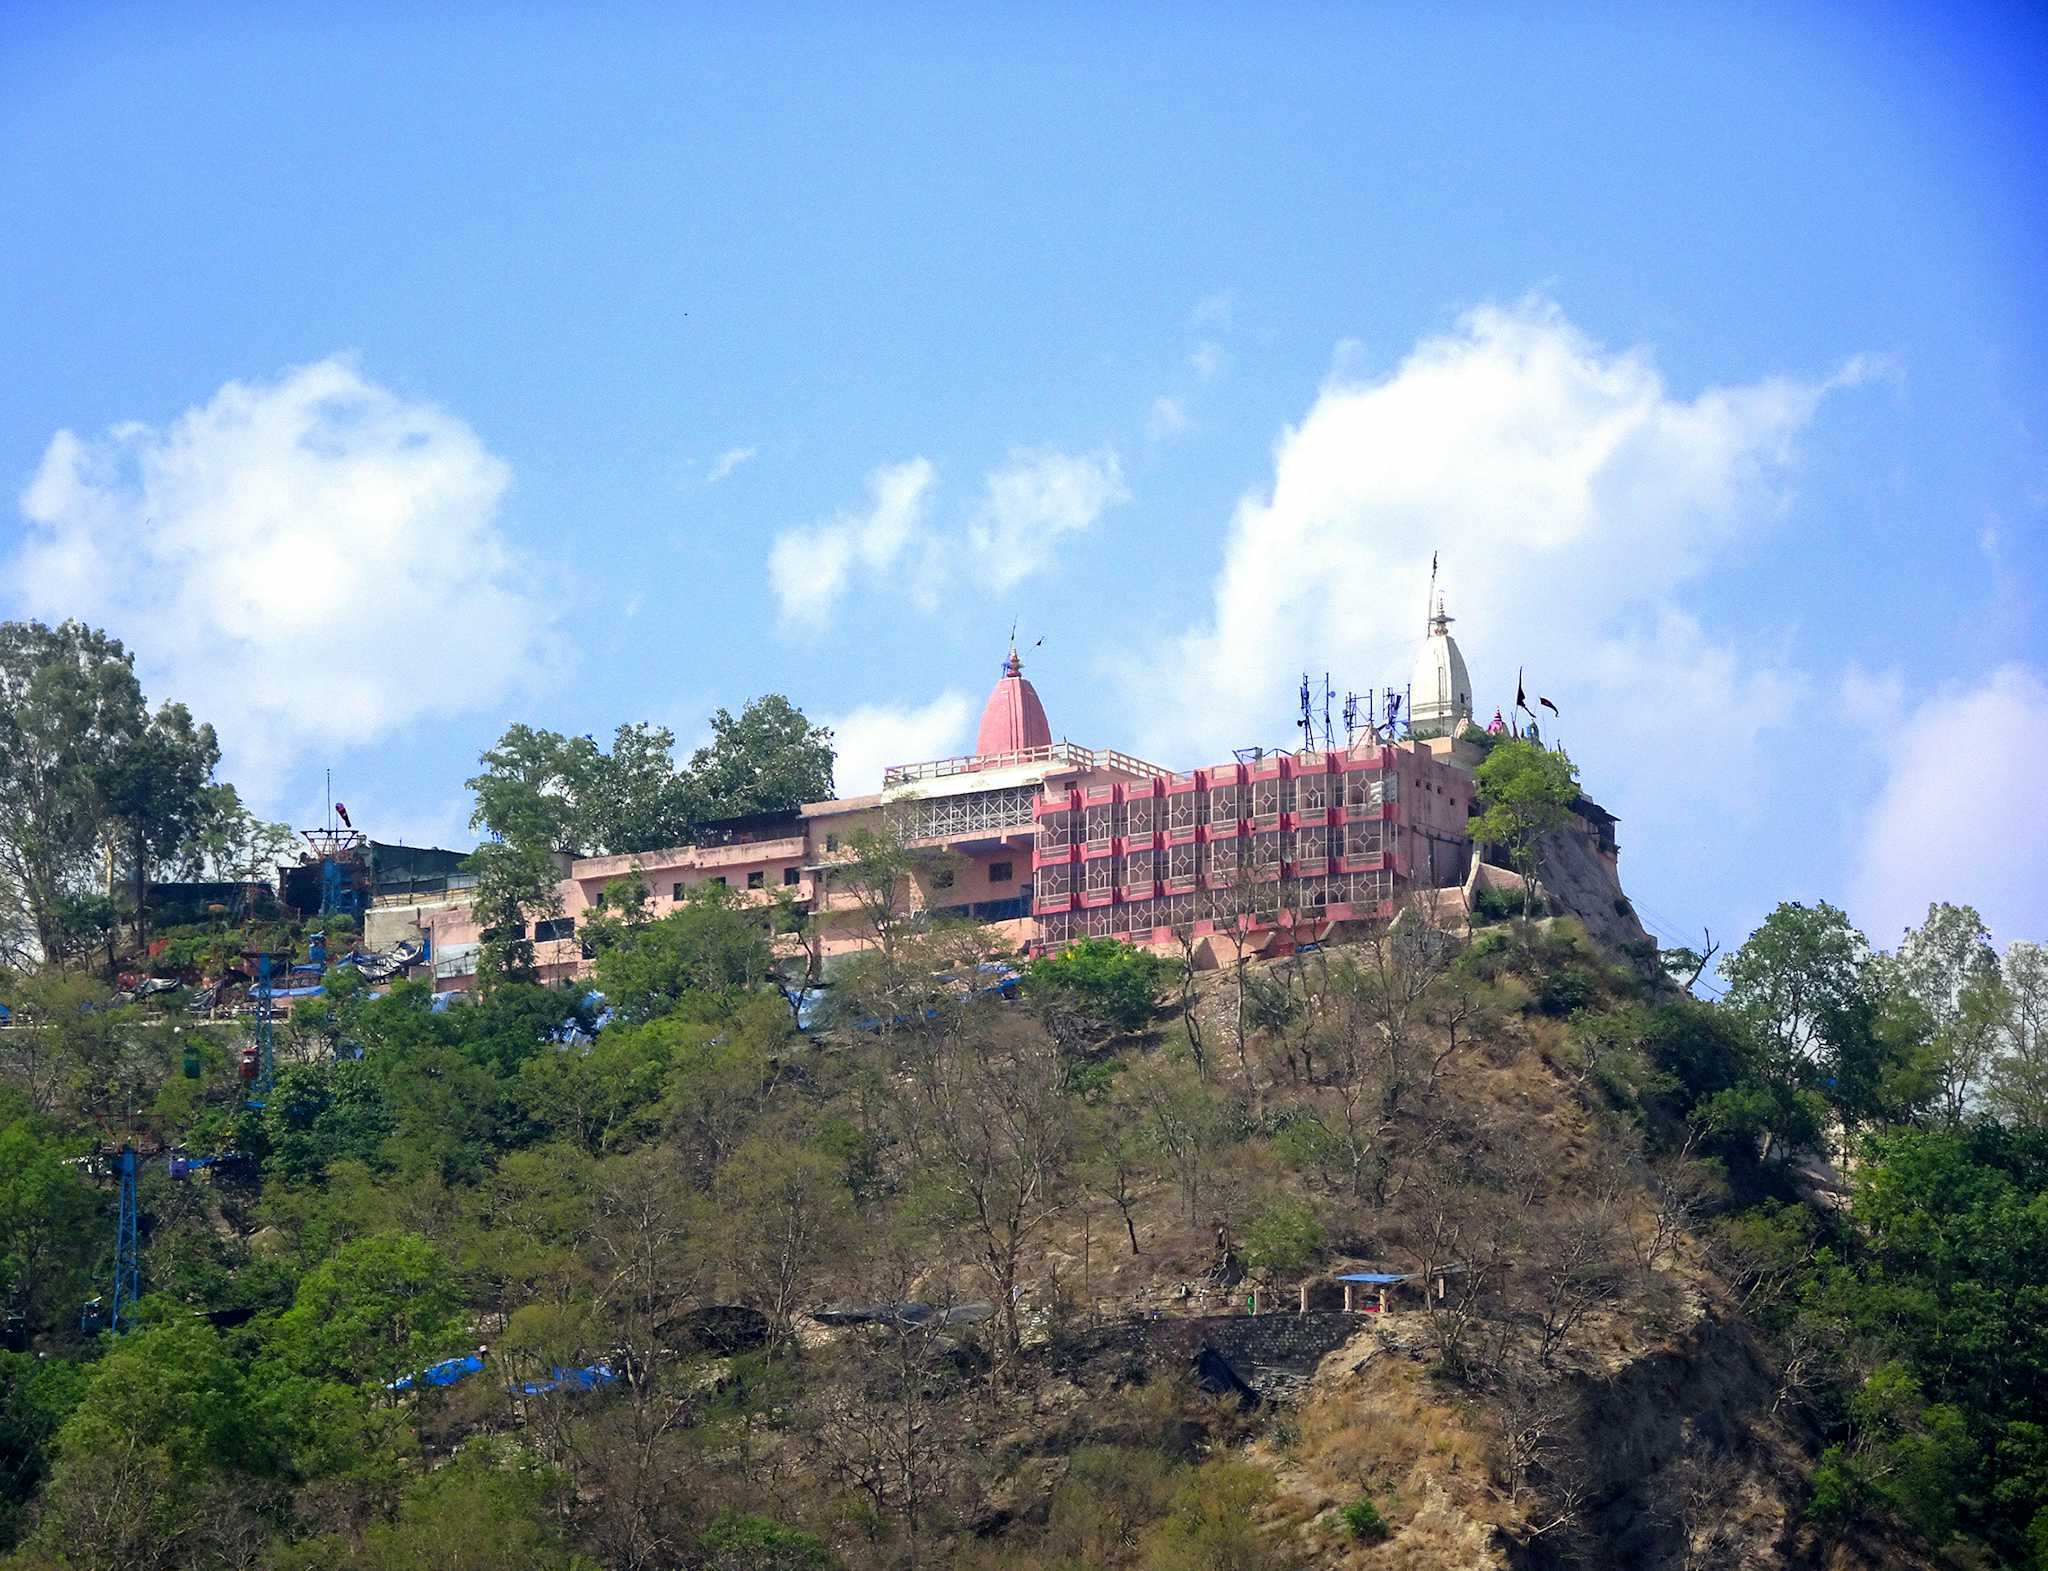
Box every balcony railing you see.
[883,741,1173,789]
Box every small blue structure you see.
[511,1361,618,1396]
[387,1353,486,1392]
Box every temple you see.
[400,598,1625,990]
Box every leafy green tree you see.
[680,694,834,825]
[1883,902,2006,1126]
[1026,937,1171,1037]
[1139,1459,1280,1571]
[0,1351,86,1548]
[0,620,149,965]
[465,838,564,991]
[1467,738,1579,910]
[34,1319,270,1568]
[579,721,694,854]
[591,882,774,1024]
[699,1512,837,1571]
[1719,901,1903,1148]
[465,724,596,854]
[1988,941,2048,1129]
[275,1231,468,1388]
[97,700,220,952]
[0,1119,100,1330]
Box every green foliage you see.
[1026,938,1171,1035]
[466,838,565,990]
[698,1511,837,1570]
[1239,1196,1322,1278]
[1339,1495,1390,1542]
[1468,738,1579,896]
[1469,883,1528,925]
[0,1352,86,1548]
[1139,1458,1279,1571]
[275,1231,468,1386]
[681,694,835,825]
[0,1119,99,1324]
[591,882,776,1024]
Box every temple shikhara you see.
[399,603,1625,991]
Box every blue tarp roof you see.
[1334,1272,1413,1284]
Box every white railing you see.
[883,741,1173,789]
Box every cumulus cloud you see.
[705,445,758,485]
[11,355,550,793]
[1189,341,1227,382]
[1847,663,2048,948]
[1118,296,1865,914]
[825,690,974,796]
[767,457,937,632]
[965,448,1127,593]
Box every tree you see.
[0,621,149,965]
[591,882,775,1024]
[466,839,565,991]
[97,700,220,953]
[680,695,834,825]
[711,1137,854,1346]
[465,725,597,855]
[171,783,294,886]
[579,722,696,855]
[1884,902,2006,1126]
[1025,937,1171,1044]
[275,1231,468,1388]
[1467,738,1579,911]
[0,1119,101,1332]
[1987,942,2048,1129]
[1720,901,1893,1150]
[895,1014,1072,1358]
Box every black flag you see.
[1538,696,1559,717]
[1515,668,1534,716]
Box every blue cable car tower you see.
[107,1145,140,1333]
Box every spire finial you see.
[1004,619,1022,677]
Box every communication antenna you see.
[1298,673,1315,750]
[1322,673,1334,751]
[1342,692,1362,747]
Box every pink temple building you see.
[408,612,1621,991]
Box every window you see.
[746,870,764,890]
[783,866,801,886]
[711,875,727,888]
[931,866,955,890]
[533,917,575,944]
[989,860,1013,883]
[825,833,839,853]
[672,882,684,901]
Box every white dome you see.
[1409,602,1472,738]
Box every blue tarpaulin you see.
[511,1361,617,1396]
[387,1354,484,1391]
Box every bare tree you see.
[894,1014,1072,1359]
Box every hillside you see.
[0,889,2043,1570]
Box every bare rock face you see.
[1536,823,1651,955]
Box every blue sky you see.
[3,3,2044,962]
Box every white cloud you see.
[1193,292,1235,328]
[1118,296,1864,917]
[1189,341,1227,382]
[11,355,550,795]
[1847,663,2048,948]
[963,448,1127,594]
[825,690,974,796]
[705,445,758,485]
[767,457,937,632]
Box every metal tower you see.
[109,1145,140,1333]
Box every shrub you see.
[1026,937,1171,1035]
[1534,966,1599,1017]
[1471,884,1528,925]
[1340,1495,1390,1542]
[1240,1197,1323,1278]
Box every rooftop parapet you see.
[882,741,1173,790]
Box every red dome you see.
[975,648,1052,756]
